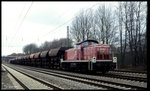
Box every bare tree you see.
[117,1,147,68]
[38,38,73,51]
[116,2,124,66]
[95,4,118,45]
[39,41,51,51]
[70,16,82,42]
[23,43,38,54]
[70,8,94,43]
[95,5,105,44]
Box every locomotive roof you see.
[76,40,99,45]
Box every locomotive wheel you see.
[102,70,106,74]
[88,70,96,74]
[101,68,109,74]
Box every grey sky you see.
[2,1,118,56]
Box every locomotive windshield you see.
[76,40,99,48]
[74,45,79,48]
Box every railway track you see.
[97,71,147,82]
[112,69,147,74]
[2,65,28,90]
[3,64,108,90]
[2,64,63,90]
[4,64,147,90]
[109,70,147,78]
[3,64,119,90]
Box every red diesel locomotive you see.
[61,40,114,73]
[9,40,115,73]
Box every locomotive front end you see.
[92,44,113,73]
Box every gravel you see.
[108,71,147,78]
[37,66,147,88]
[5,63,147,89]
[3,64,105,90]
[2,64,52,90]
[1,66,16,90]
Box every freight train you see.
[9,40,116,73]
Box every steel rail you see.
[2,65,28,90]
[3,64,63,90]
[7,64,145,90]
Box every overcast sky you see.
[2,1,118,56]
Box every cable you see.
[39,3,100,40]
[8,2,33,56]
[42,17,73,37]
[10,2,33,48]
[31,2,100,46]
[9,2,100,54]
[4,3,26,49]
[34,3,78,42]
[7,4,26,41]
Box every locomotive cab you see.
[76,40,98,48]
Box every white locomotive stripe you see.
[61,60,112,63]
[95,46,109,47]
[96,60,112,62]
[61,60,88,63]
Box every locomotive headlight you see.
[113,57,117,63]
[92,57,96,63]
[60,58,63,62]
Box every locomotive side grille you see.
[104,54,110,59]
[100,55,102,59]
[97,52,103,60]
[97,52,100,59]
[104,54,107,59]
[97,52,110,60]
[96,46,111,60]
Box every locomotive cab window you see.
[91,42,97,45]
[74,45,79,49]
[82,42,88,47]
